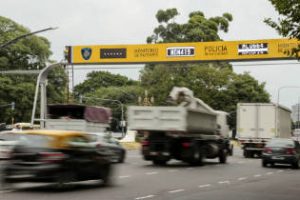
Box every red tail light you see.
[263,147,272,154]
[286,148,296,155]
[39,152,66,163]
[142,140,150,146]
[182,142,191,148]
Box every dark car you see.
[262,138,300,169]
[88,132,126,163]
[1,130,112,189]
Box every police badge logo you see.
[81,48,92,60]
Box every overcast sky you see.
[1,0,300,108]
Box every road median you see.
[120,141,140,150]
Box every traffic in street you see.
[1,148,300,200]
[1,1,300,199]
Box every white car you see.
[0,131,20,160]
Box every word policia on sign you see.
[66,38,300,65]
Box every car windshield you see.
[18,134,52,148]
[266,139,295,148]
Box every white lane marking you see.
[254,174,262,178]
[238,177,248,181]
[266,172,274,175]
[237,161,245,164]
[135,195,155,200]
[168,189,185,194]
[146,172,158,175]
[168,169,179,172]
[198,184,211,188]
[119,175,131,179]
[218,180,230,184]
[277,170,284,173]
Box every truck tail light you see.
[286,148,296,155]
[39,152,66,163]
[182,142,191,148]
[263,147,272,154]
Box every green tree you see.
[80,85,143,132]
[74,71,138,96]
[0,16,67,123]
[147,9,232,43]
[265,0,300,56]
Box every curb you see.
[120,142,140,150]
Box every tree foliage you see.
[265,0,300,57]
[74,71,138,96]
[0,16,67,123]
[80,85,143,132]
[0,16,51,70]
[74,71,142,131]
[147,8,232,43]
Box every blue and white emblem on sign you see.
[81,48,92,60]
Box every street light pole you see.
[0,27,58,49]
[276,86,300,137]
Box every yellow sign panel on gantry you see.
[66,38,300,65]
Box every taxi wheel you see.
[54,172,76,190]
[0,179,14,191]
[118,151,125,163]
[102,164,112,186]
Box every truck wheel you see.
[152,160,167,166]
[188,146,203,166]
[291,159,300,169]
[219,149,227,164]
[243,150,249,158]
[262,159,268,167]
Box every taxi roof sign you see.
[66,38,300,65]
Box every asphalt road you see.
[1,148,300,200]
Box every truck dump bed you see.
[128,106,217,134]
[45,104,111,132]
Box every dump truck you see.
[45,104,111,132]
[237,103,292,158]
[128,87,231,166]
